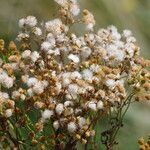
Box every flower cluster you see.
[0,0,149,149]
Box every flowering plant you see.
[0,0,149,149]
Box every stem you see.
[84,139,89,150]
[101,92,135,150]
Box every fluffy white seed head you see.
[70,3,80,16]
[33,27,42,36]
[54,0,67,6]
[122,29,132,38]
[27,88,34,97]
[41,42,52,52]
[105,79,116,89]
[78,117,86,128]
[68,84,78,95]
[53,120,60,130]
[67,122,77,133]
[97,101,104,109]
[82,69,93,81]
[64,101,74,107]
[81,47,91,59]
[42,109,54,119]
[27,77,38,87]
[45,19,62,35]
[106,45,125,61]
[5,109,13,118]
[2,77,14,89]
[17,33,29,41]
[30,51,40,62]
[87,101,97,111]
[90,64,100,73]
[55,103,64,115]
[68,54,80,63]
[70,71,82,80]
[25,16,37,27]
[33,82,44,94]
[22,50,31,59]
[18,18,25,28]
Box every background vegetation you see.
[0,0,149,149]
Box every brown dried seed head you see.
[75,134,81,140]
[40,144,45,150]
[138,138,145,145]
[144,94,150,101]
[31,139,38,146]
[39,136,45,142]
[85,131,90,137]
[81,138,87,144]
[7,100,15,108]
[145,143,150,149]
[83,9,89,15]
[8,41,17,51]
[8,55,20,63]
[3,65,14,76]
[0,39,4,51]
[35,122,44,132]
[28,131,35,138]
[143,82,150,91]
[139,145,146,150]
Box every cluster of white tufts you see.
[0,0,144,141]
[0,70,14,89]
[19,16,37,28]
[22,50,40,63]
[26,77,48,96]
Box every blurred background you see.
[0,0,149,149]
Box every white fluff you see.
[53,120,60,130]
[54,0,67,6]
[68,54,80,63]
[34,27,42,36]
[122,29,132,38]
[67,122,77,133]
[55,103,64,115]
[64,101,74,107]
[106,45,125,61]
[70,4,80,16]
[25,16,37,27]
[5,109,13,118]
[82,69,93,81]
[105,79,116,89]
[87,101,97,111]
[17,33,29,41]
[33,82,44,94]
[18,18,25,28]
[45,19,62,35]
[68,84,78,95]
[27,77,38,87]
[30,51,40,62]
[78,117,86,128]
[27,88,34,97]
[42,109,54,119]
[2,77,14,89]
[22,50,31,59]
[41,42,52,52]
[97,101,104,109]
[70,71,82,80]
[81,47,92,59]
[90,64,100,73]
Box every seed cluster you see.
[0,0,149,148]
